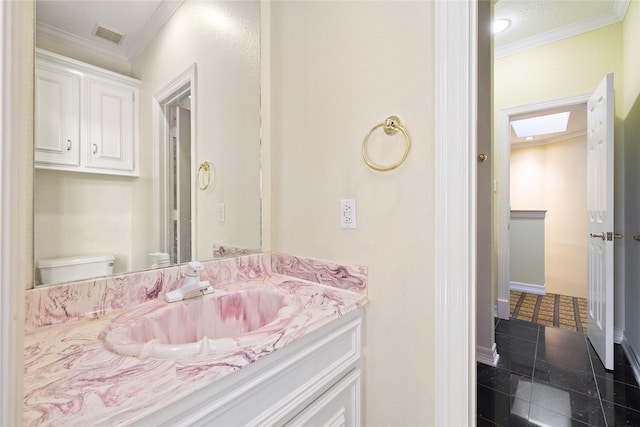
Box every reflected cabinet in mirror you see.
[33,0,262,287]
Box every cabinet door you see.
[85,78,136,172]
[35,67,80,166]
[286,369,361,427]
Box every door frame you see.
[496,93,591,319]
[153,64,197,262]
[434,1,477,425]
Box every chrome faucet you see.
[164,261,214,303]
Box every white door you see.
[587,73,615,370]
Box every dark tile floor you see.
[477,318,640,426]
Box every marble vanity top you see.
[23,253,368,426]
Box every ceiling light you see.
[525,136,534,141]
[493,19,511,34]
[511,112,571,138]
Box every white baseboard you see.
[510,281,546,295]
[615,328,624,345]
[476,343,500,367]
[621,334,640,388]
[497,298,510,320]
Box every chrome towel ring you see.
[197,161,214,190]
[362,116,410,172]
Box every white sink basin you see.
[100,287,300,359]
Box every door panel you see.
[587,73,614,370]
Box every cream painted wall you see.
[132,0,261,263]
[623,0,640,359]
[495,23,623,324]
[270,2,434,425]
[34,170,136,275]
[511,136,588,298]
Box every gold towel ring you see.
[197,161,213,190]
[362,116,410,172]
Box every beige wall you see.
[623,0,640,356]
[495,23,623,313]
[511,136,588,298]
[270,1,434,425]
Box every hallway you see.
[477,318,640,426]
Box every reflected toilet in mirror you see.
[37,254,115,286]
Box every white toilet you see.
[37,254,116,285]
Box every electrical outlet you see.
[340,199,357,229]
[217,203,225,222]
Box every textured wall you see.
[269,2,434,425]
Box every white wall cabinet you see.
[35,49,139,176]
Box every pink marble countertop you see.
[23,253,368,426]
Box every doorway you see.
[154,65,197,265]
[166,94,192,264]
[497,94,591,321]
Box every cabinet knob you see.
[66,139,72,151]
[92,143,98,154]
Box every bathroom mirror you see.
[32,0,262,287]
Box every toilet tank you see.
[37,254,115,285]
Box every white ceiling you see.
[36,0,183,65]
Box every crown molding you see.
[36,21,131,68]
[126,0,184,63]
[613,0,630,19]
[496,1,630,59]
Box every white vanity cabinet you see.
[133,309,364,427]
[35,49,139,176]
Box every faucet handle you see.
[186,261,204,276]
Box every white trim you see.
[434,1,477,425]
[495,3,630,59]
[476,343,500,367]
[36,22,131,70]
[126,0,184,63]
[613,0,631,20]
[153,64,197,260]
[1,1,31,424]
[260,1,271,252]
[615,328,624,345]
[621,334,640,389]
[497,93,591,321]
[511,210,546,219]
[510,281,546,295]
[497,298,510,319]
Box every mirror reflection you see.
[33,0,262,287]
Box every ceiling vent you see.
[94,24,125,45]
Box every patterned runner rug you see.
[509,290,588,332]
